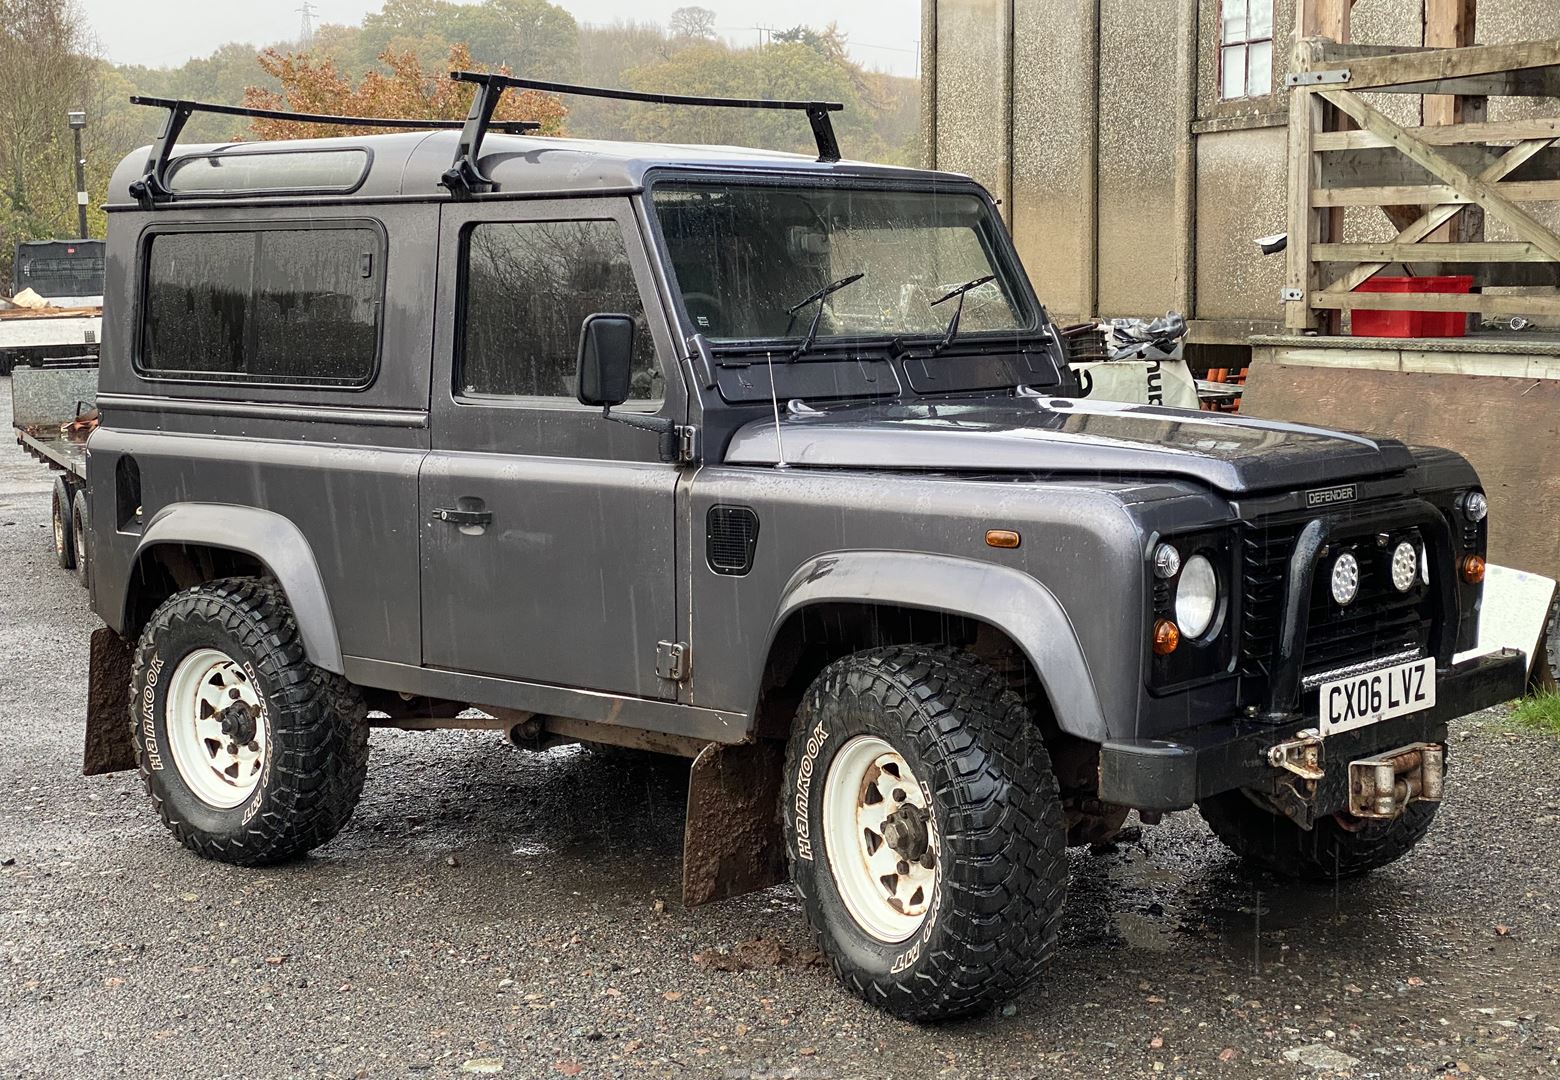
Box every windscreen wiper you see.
[928,274,996,356]
[782,272,865,362]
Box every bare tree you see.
[668,6,717,41]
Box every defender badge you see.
[1306,484,1358,508]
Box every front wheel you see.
[782,646,1067,1021]
[130,577,369,865]
[1199,789,1439,881]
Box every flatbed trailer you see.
[0,305,101,376]
[10,360,98,579]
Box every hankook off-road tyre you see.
[781,645,1067,1022]
[69,488,90,589]
[1199,790,1439,881]
[51,476,75,570]
[130,577,369,865]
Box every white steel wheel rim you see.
[822,734,939,944]
[165,648,267,809]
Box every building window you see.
[1220,0,1274,100]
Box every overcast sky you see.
[76,0,921,77]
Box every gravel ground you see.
[3,377,1560,1080]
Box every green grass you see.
[1511,692,1560,737]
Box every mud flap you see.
[682,740,786,908]
[84,625,136,776]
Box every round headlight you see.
[1175,554,1218,639]
[1153,543,1181,580]
[1331,552,1360,606]
[1463,491,1488,523]
[1390,541,1418,593]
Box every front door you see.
[420,198,683,700]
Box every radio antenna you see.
[765,351,788,468]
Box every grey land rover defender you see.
[79,74,1524,1021]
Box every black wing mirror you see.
[575,312,637,407]
[575,312,687,463]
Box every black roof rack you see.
[126,94,541,207]
[439,70,845,197]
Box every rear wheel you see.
[782,645,1067,1021]
[70,488,90,589]
[51,477,75,570]
[130,577,369,864]
[1199,789,1439,881]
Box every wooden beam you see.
[1313,242,1555,263]
[1313,117,1560,151]
[1318,89,1560,262]
[1314,179,1560,206]
[1305,39,1560,90]
[1381,71,1560,98]
[1310,291,1560,317]
[1320,138,1553,294]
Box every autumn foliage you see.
[242,43,566,140]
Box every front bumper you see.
[1098,649,1526,814]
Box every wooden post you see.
[1424,0,1483,244]
[1286,80,1326,331]
[1298,0,1351,41]
[1295,0,1352,333]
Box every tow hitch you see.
[1348,742,1445,820]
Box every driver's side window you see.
[459,219,661,401]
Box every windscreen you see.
[651,182,1033,345]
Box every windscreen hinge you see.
[656,641,690,682]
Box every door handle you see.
[431,508,492,527]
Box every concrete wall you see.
[924,0,1560,345]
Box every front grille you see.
[1238,523,1298,679]
[1239,518,1433,685]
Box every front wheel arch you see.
[751,552,1111,744]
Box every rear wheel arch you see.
[118,504,344,675]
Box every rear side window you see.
[139,226,382,387]
[459,219,660,401]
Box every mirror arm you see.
[599,404,682,463]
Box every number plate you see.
[1319,657,1436,736]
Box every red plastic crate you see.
[1350,275,1475,338]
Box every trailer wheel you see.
[1199,789,1439,881]
[130,577,369,865]
[51,477,75,570]
[70,488,90,589]
[782,646,1067,1021]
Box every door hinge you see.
[656,640,690,682]
[676,425,700,463]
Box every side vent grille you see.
[707,505,759,576]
